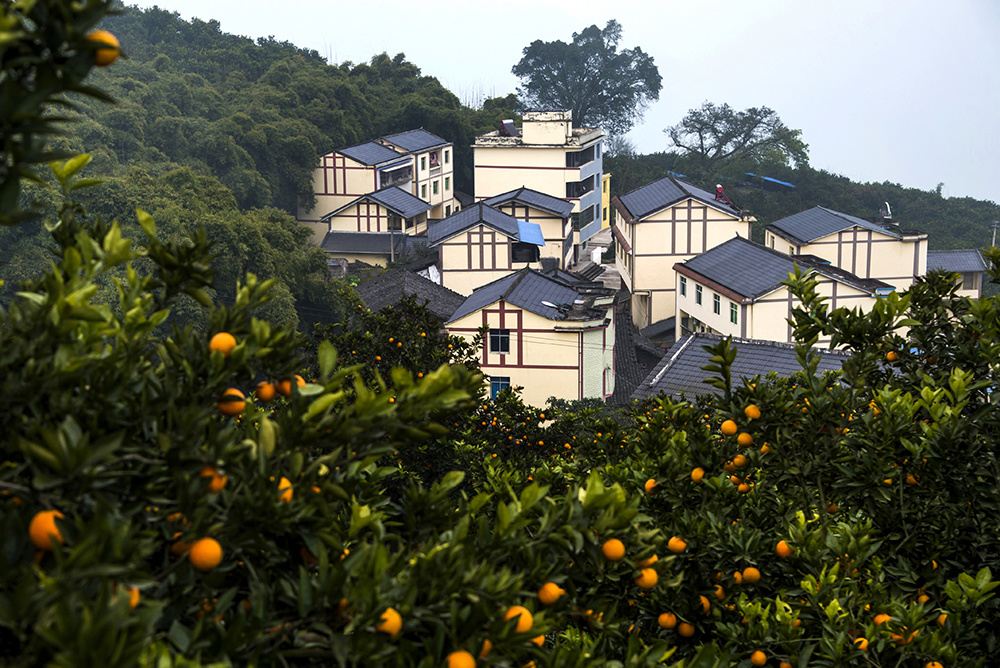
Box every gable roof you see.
[356,268,465,322]
[676,236,889,301]
[320,230,423,256]
[927,249,988,273]
[617,175,740,220]
[322,187,433,222]
[768,206,917,245]
[427,202,520,246]
[483,187,574,217]
[380,129,450,153]
[447,268,611,324]
[630,333,853,402]
[338,141,406,166]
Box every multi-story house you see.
[320,186,432,235]
[764,206,928,292]
[473,110,604,264]
[297,129,456,241]
[612,175,751,331]
[673,236,891,345]
[481,187,574,269]
[446,268,616,406]
[927,249,988,298]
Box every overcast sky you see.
[130,0,1000,205]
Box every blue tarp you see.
[517,221,545,246]
[744,172,796,188]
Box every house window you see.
[490,329,510,354]
[433,180,439,195]
[769,234,775,249]
[421,184,427,198]
[680,276,687,297]
[730,302,738,324]
[388,215,402,231]
[420,156,426,171]
[713,293,720,315]
[603,207,607,222]
[490,376,511,399]
[603,179,608,193]
[444,177,450,191]
[512,242,540,263]
[789,246,794,255]
[695,285,703,305]
[444,149,450,164]
[596,143,601,158]
[429,151,439,167]
[445,205,452,216]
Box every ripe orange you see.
[377,607,402,638]
[678,622,695,637]
[602,538,625,561]
[530,634,544,647]
[925,663,943,668]
[760,444,771,454]
[937,613,948,626]
[854,637,869,651]
[720,419,738,436]
[277,476,294,504]
[744,405,761,420]
[29,510,65,550]
[479,639,492,658]
[667,536,687,554]
[738,482,751,494]
[446,650,475,668]
[873,613,891,625]
[751,650,767,666]
[714,584,725,600]
[827,503,839,513]
[737,432,754,447]
[170,532,194,556]
[537,582,565,605]
[886,350,898,362]
[780,663,793,668]
[644,478,658,494]
[891,628,918,646]
[733,454,748,468]
[127,587,140,610]
[503,605,533,633]
[189,537,223,571]
[217,388,245,416]
[256,381,276,402]
[742,567,761,584]
[86,30,120,66]
[699,595,711,614]
[691,467,705,483]
[199,465,228,493]
[657,612,677,629]
[276,375,307,397]
[637,554,658,567]
[209,332,237,357]
[776,540,794,558]
[634,568,658,590]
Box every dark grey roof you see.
[367,187,433,219]
[356,269,465,322]
[320,231,422,256]
[338,141,405,166]
[768,206,904,245]
[619,175,739,220]
[447,268,610,324]
[610,311,660,405]
[427,202,520,246]
[483,187,574,217]
[630,333,852,402]
[454,190,475,207]
[381,129,449,153]
[927,249,988,273]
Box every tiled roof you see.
[381,129,450,153]
[449,269,599,322]
[483,187,574,217]
[356,268,465,322]
[320,230,421,256]
[610,311,661,405]
[927,249,988,273]
[427,202,520,246]
[768,206,904,245]
[338,141,406,166]
[630,333,852,402]
[618,175,740,220]
[367,187,433,219]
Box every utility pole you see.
[991,221,1000,247]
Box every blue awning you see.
[762,176,796,188]
[517,221,546,246]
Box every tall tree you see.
[666,102,809,173]
[511,20,661,136]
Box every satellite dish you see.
[541,301,558,308]
[880,202,892,220]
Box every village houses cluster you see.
[296,111,987,406]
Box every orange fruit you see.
[667,536,687,554]
[699,595,711,614]
[377,607,402,638]
[189,537,223,571]
[479,639,492,658]
[925,663,943,668]
[170,532,194,556]
[217,388,245,416]
[209,332,237,357]
[637,554,658,567]
[644,478,657,494]
[529,634,544,647]
[678,622,695,637]
[276,374,307,397]
[86,30,120,66]
[827,503,839,513]
[744,405,761,420]
[738,483,751,494]
[733,571,743,584]
[657,612,677,629]
[891,628,918,646]
[714,584,725,600]
[937,613,947,626]
[854,637,869,651]
[29,510,65,550]
[503,605,533,633]
[742,567,761,584]
[602,538,625,561]
[886,351,898,362]
[446,650,476,668]
[691,467,705,483]
[537,582,565,605]
[635,568,658,590]
[199,465,227,493]
[720,419,738,436]
[780,663,793,668]
[277,476,294,504]
[737,432,754,447]
[760,444,771,454]
[776,540,794,558]
[256,381,276,402]
[751,650,767,666]
[733,454,748,468]
[127,587,140,610]
[873,613,891,625]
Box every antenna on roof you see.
[541,301,558,308]
[880,202,892,221]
